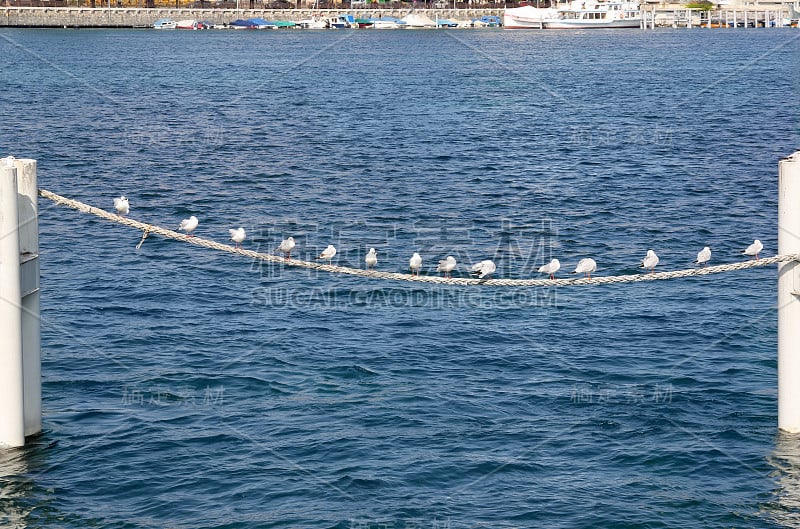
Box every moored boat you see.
[504,1,640,29]
[175,19,198,30]
[153,18,176,29]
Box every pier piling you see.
[0,158,41,448]
[778,151,800,433]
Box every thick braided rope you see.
[39,188,798,287]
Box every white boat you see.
[298,17,327,29]
[153,18,176,29]
[503,5,558,28]
[370,17,406,28]
[175,19,198,30]
[401,12,437,27]
[504,1,641,29]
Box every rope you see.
[39,188,799,288]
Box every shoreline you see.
[0,6,504,27]
[0,4,794,27]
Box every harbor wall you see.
[0,5,793,27]
[0,6,502,26]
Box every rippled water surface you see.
[1,26,800,528]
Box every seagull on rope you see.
[113,196,129,216]
[639,249,659,273]
[694,246,711,267]
[742,239,763,260]
[229,227,246,249]
[178,215,198,237]
[436,256,457,278]
[572,258,597,279]
[538,258,560,280]
[409,252,422,276]
[317,244,337,264]
[365,248,377,269]
[471,260,496,279]
[277,237,295,260]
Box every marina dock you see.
[0,3,796,28]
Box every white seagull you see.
[639,249,659,273]
[229,227,246,249]
[538,258,561,280]
[2,156,15,167]
[365,248,377,269]
[178,215,198,237]
[572,258,597,279]
[113,196,129,216]
[277,237,295,260]
[471,260,496,279]
[436,256,457,278]
[743,239,763,260]
[695,246,711,267]
[409,252,422,276]
[317,244,337,264]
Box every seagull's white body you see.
[178,215,198,235]
[318,244,337,263]
[229,227,246,247]
[695,246,711,266]
[640,249,659,272]
[277,237,295,258]
[573,258,597,278]
[743,239,763,259]
[538,258,561,279]
[365,248,377,269]
[436,256,457,277]
[471,260,496,279]
[2,156,15,167]
[409,253,422,275]
[113,196,129,215]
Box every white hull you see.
[504,2,640,29]
[544,17,640,28]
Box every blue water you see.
[1,26,800,528]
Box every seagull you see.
[538,258,561,280]
[277,237,295,260]
[742,239,763,260]
[229,227,246,249]
[572,258,597,279]
[695,246,711,267]
[178,215,198,237]
[365,248,377,269]
[409,252,422,276]
[2,156,15,167]
[471,260,496,279]
[436,256,457,278]
[639,249,659,273]
[113,196,129,216]
[317,244,336,264]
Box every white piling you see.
[0,162,25,448]
[778,151,800,433]
[16,159,40,437]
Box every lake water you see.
[1,26,800,528]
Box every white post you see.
[778,151,800,433]
[16,159,40,437]
[0,162,25,448]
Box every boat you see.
[175,19,198,30]
[248,17,277,29]
[504,1,640,29]
[229,18,257,29]
[326,14,355,28]
[435,18,459,27]
[401,12,436,27]
[153,18,176,29]
[298,17,327,29]
[369,16,406,28]
[355,17,374,28]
